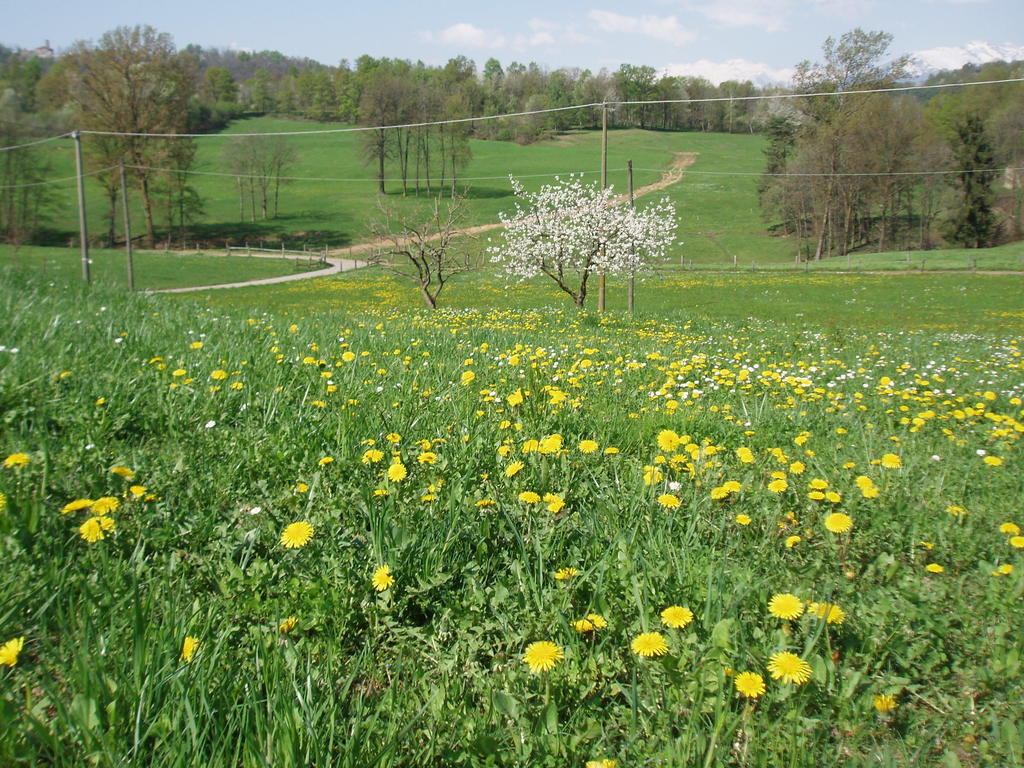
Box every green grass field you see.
[1,264,1022,766]
[178,257,1024,334]
[29,119,795,264]
[0,245,303,290]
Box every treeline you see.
[759,31,1024,257]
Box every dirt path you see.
[154,153,699,293]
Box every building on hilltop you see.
[26,41,54,59]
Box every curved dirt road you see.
[153,152,698,293]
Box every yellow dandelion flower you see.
[767,651,812,685]
[544,493,565,513]
[824,513,853,534]
[61,498,94,515]
[808,602,846,625]
[91,496,120,515]
[460,370,476,386]
[657,429,681,452]
[735,514,752,525]
[180,636,199,663]
[3,452,30,468]
[280,521,314,549]
[632,632,669,657]
[554,567,579,581]
[387,462,407,482]
[505,461,524,478]
[1010,536,1024,549]
[785,535,802,548]
[734,671,765,698]
[210,369,228,381]
[880,453,902,469]
[657,493,681,509]
[925,563,944,573]
[994,564,1014,575]
[983,456,1003,466]
[361,449,384,464]
[573,619,595,633]
[507,389,524,406]
[768,479,788,493]
[873,693,898,713]
[372,564,394,591]
[279,616,298,633]
[736,447,754,464]
[768,593,804,620]
[587,613,608,628]
[110,466,135,480]
[523,641,563,673]
[998,522,1020,535]
[578,439,599,454]
[0,637,25,667]
[660,605,694,629]
[318,456,334,466]
[79,516,114,542]
[586,761,618,768]
[809,478,829,490]
[518,491,541,503]
[128,485,147,499]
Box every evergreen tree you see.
[945,113,998,248]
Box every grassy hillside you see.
[29,119,786,264]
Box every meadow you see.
[0,245,301,291]
[1,262,1022,766]
[29,119,797,265]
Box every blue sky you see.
[7,0,1024,84]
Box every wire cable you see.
[0,132,74,152]
[0,165,117,189]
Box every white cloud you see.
[428,23,507,49]
[588,10,695,46]
[687,0,793,32]
[421,18,589,51]
[686,0,873,33]
[908,40,1024,75]
[663,58,795,86]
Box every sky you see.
[6,0,1024,85]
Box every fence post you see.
[72,130,90,283]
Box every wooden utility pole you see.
[598,102,608,313]
[627,159,635,316]
[72,130,90,283]
[119,162,134,291]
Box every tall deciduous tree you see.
[62,25,197,247]
[488,176,676,309]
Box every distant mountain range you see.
[907,41,1024,79]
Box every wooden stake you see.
[119,162,134,291]
[72,131,90,283]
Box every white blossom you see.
[487,175,677,308]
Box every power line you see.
[0,132,73,153]
[632,166,1020,178]
[82,102,602,139]
[618,77,1024,106]
[124,163,612,183]
[0,75,1015,148]
[0,165,116,189]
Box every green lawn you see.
[179,260,1024,334]
[0,245,301,290]
[1,267,1022,766]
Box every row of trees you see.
[759,31,1024,257]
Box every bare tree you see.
[367,194,475,309]
[61,26,197,247]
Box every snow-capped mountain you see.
[908,41,1024,78]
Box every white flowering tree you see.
[487,175,677,309]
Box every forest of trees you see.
[1,27,1022,253]
[758,31,1024,258]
